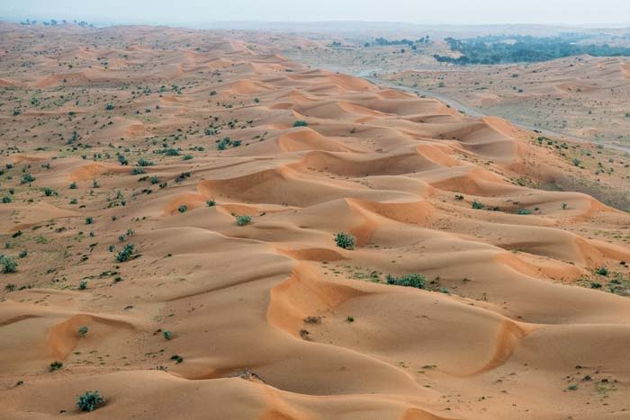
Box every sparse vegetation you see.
[116,244,135,262]
[235,215,252,226]
[78,326,89,337]
[334,232,355,250]
[386,273,426,289]
[48,361,63,372]
[76,390,105,412]
[0,255,18,273]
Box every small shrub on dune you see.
[235,215,252,226]
[293,120,308,127]
[206,200,216,207]
[516,208,532,215]
[76,390,105,412]
[137,158,154,167]
[334,232,355,250]
[1,196,11,203]
[471,200,485,210]
[42,187,57,196]
[21,173,35,184]
[0,254,18,273]
[78,326,89,337]
[116,244,135,262]
[596,267,608,276]
[386,273,426,289]
[178,205,188,213]
[48,361,63,372]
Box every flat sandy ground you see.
[385,55,630,149]
[1,23,629,419]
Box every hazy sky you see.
[1,0,629,26]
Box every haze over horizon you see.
[1,0,629,27]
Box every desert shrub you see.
[105,103,115,110]
[216,137,241,150]
[78,280,88,290]
[206,200,216,207]
[69,182,77,189]
[163,148,180,156]
[43,187,57,196]
[137,158,154,167]
[182,154,193,160]
[76,390,105,412]
[516,208,532,215]
[163,330,173,340]
[471,200,485,210]
[18,250,27,258]
[386,273,426,289]
[21,173,35,184]
[116,244,135,262]
[78,326,89,337]
[2,196,11,203]
[149,176,160,184]
[293,120,308,127]
[131,167,145,175]
[85,217,94,224]
[334,232,355,250]
[0,254,18,273]
[178,205,188,213]
[235,215,251,226]
[48,361,63,372]
[596,267,609,276]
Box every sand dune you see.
[0,23,629,420]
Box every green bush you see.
[471,200,485,210]
[48,361,63,372]
[116,244,135,262]
[76,390,105,412]
[386,273,426,289]
[78,326,89,337]
[235,215,252,226]
[43,187,57,196]
[516,208,532,215]
[178,205,188,213]
[206,200,216,207]
[596,267,608,276]
[21,173,35,184]
[293,120,308,127]
[2,196,11,203]
[334,232,355,250]
[105,103,115,110]
[0,254,17,273]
